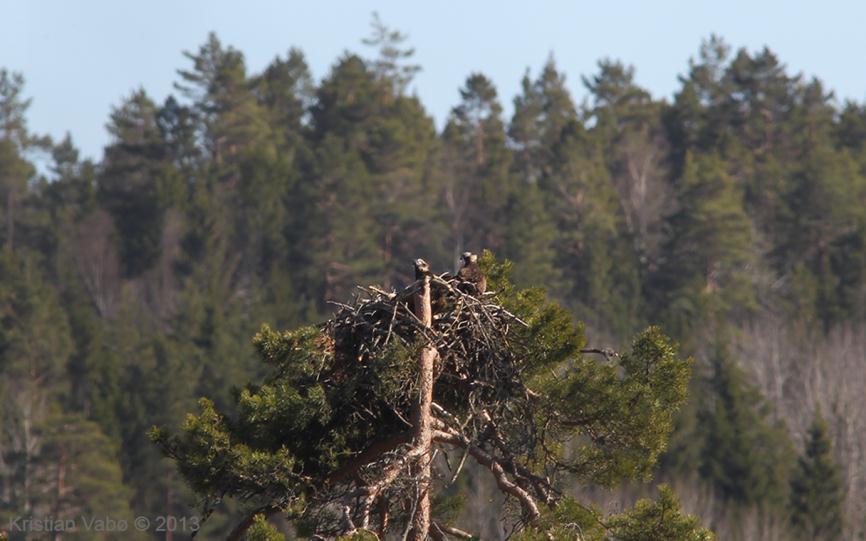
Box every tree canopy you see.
[153,255,706,540]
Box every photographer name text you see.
[8,515,200,533]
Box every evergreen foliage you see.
[152,255,697,536]
[789,413,845,540]
[2,19,866,539]
[696,346,793,510]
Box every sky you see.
[3,0,866,161]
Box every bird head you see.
[461,252,478,265]
[461,252,477,265]
[414,258,430,274]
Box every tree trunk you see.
[410,274,436,540]
[53,448,67,541]
[6,190,14,253]
[165,487,174,541]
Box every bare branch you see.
[433,429,541,521]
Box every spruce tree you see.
[664,35,733,167]
[697,345,793,511]
[789,413,845,540]
[775,144,866,326]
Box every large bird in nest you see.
[413,258,451,316]
[413,258,431,280]
[409,254,487,318]
[457,251,486,294]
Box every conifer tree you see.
[0,70,40,255]
[697,345,793,511]
[543,122,639,335]
[153,255,708,540]
[664,35,733,167]
[0,70,32,145]
[438,73,512,261]
[32,414,144,541]
[362,12,422,96]
[176,32,274,166]
[583,59,670,268]
[98,89,176,277]
[509,56,577,184]
[789,413,844,541]
[305,53,437,300]
[109,297,201,523]
[253,48,313,147]
[652,152,754,336]
[0,253,73,519]
[775,145,866,326]
[501,182,561,289]
[835,101,866,167]
[11,25,866,540]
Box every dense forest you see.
[2,16,866,540]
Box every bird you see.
[413,258,444,320]
[456,251,486,294]
[414,258,431,280]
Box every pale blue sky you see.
[3,0,866,161]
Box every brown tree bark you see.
[409,273,436,540]
[225,267,442,541]
[52,449,67,541]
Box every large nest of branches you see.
[322,274,532,424]
[307,274,555,536]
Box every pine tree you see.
[543,122,640,335]
[244,514,287,541]
[664,35,734,167]
[362,12,421,96]
[0,70,41,255]
[835,101,866,168]
[438,73,512,261]
[652,152,754,337]
[304,52,437,300]
[0,70,32,145]
[252,48,313,148]
[603,486,714,541]
[110,297,201,524]
[98,89,177,277]
[153,255,706,539]
[501,183,561,289]
[509,55,577,184]
[176,32,274,166]
[789,413,845,540]
[0,253,73,521]
[33,414,145,541]
[775,144,866,326]
[583,59,671,268]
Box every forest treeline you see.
[2,17,865,540]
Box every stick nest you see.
[322,275,529,412]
